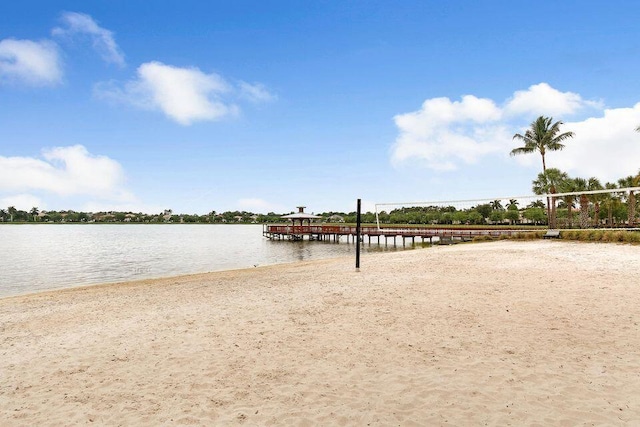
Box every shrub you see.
[586,230,604,241]
[469,229,639,245]
[558,229,640,245]
[562,230,575,240]
[601,231,615,242]
[623,232,640,243]
[472,235,494,242]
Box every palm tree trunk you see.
[579,194,589,228]
[629,191,636,227]
[550,197,557,229]
[548,186,557,229]
[594,202,601,227]
[608,205,613,227]
[541,155,553,228]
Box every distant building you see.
[327,214,345,223]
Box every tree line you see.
[0,203,549,226]
[510,116,640,228]
[0,204,540,226]
[0,208,284,224]
[2,121,637,227]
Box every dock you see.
[263,224,531,245]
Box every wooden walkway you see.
[263,224,533,245]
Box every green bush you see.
[468,229,640,245]
[564,230,576,239]
[472,235,494,242]
[601,230,615,242]
[557,229,639,244]
[623,232,640,243]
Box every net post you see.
[355,198,361,272]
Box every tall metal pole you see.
[356,198,361,272]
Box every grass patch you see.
[472,235,494,242]
[560,229,640,244]
[470,229,640,245]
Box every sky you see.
[1,1,640,215]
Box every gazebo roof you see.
[281,212,322,220]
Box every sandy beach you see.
[1,240,639,425]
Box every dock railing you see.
[264,224,534,239]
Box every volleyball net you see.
[373,187,640,230]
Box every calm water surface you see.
[0,224,407,297]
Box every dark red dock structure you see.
[263,224,531,245]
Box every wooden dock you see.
[263,224,533,245]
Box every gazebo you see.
[281,206,321,226]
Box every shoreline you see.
[0,223,399,300]
[0,238,631,302]
[2,240,639,425]
[0,254,358,302]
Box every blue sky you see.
[1,1,639,214]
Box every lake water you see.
[0,224,408,298]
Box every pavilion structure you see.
[281,206,321,226]
[277,207,322,241]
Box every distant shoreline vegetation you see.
[0,205,545,226]
[3,205,640,244]
[0,203,631,229]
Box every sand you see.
[1,240,640,425]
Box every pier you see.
[263,224,532,245]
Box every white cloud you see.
[0,145,134,202]
[237,198,286,213]
[96,61,241,125]
[0,194,45,211]
[552,104,640,182]
[392,83,608,172]
[392,95,508,170]
[504,83,602,117]
[52,11,125,66]
[81,200,164,214]
[96,62,276,125]
[0,38,62,86]
[239,81,276,103]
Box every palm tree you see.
[601,182,620,227]
[511,116,574,225]
[491,200,504,210]
[527,200,546,209]
[587,177,604,227]
[532,168,569,228]
[618,171,640,226]
[558,177,578,228]
[573,178,590,228]
[505,200,520,225]
[511,116,575,174]
[30,207,39,222]
[7,206,17,222]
